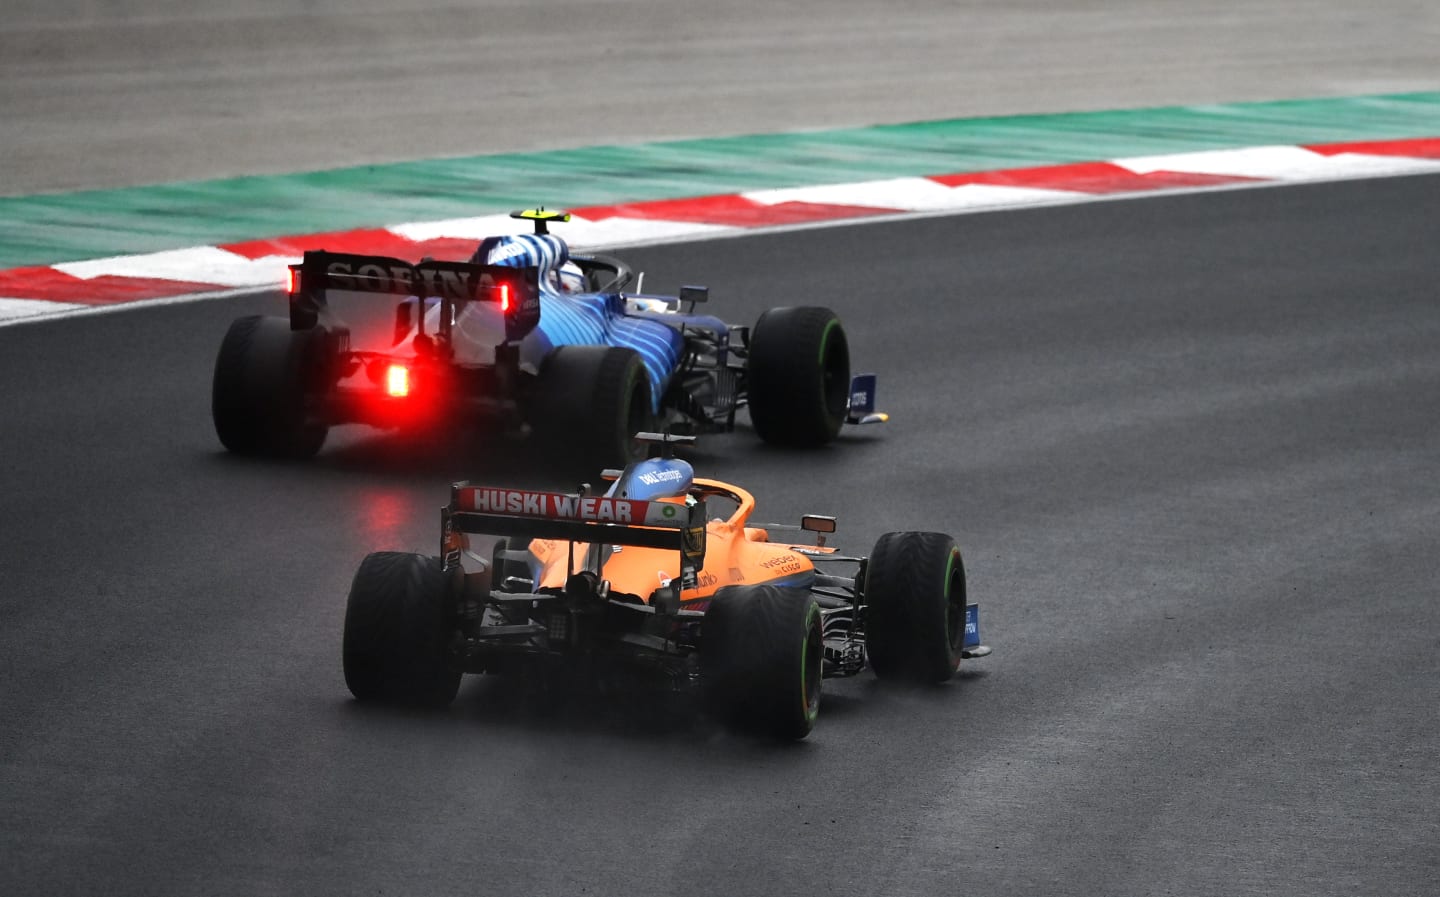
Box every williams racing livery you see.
[212,209,887,468]
[340,434,989,740]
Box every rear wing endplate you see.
[287,250,541,341]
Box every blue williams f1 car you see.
[212,209,887,467]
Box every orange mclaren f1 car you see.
[341,434,989,739]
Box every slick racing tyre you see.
[702,584,823,740]
[532,345,652,472]
[342,552,462,707]
[863,532,967,684]
[746,306,850,447]
[212,315,329,458]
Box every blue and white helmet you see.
[471,233,581,293]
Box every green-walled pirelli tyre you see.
[746,306,851,447]
[863,532,968,684]
[531,345,653,472]
[212,315,329,458]
[342,552,462,707]
[701,584,823,740]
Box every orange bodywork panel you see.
[526,478,822,605]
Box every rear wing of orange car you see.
[442,484,708,580]
[285,249,542,343]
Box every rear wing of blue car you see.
[286,249,542,342]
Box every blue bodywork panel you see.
[964,604,982,649]
[522,292,687,413]
[475,232,725,412]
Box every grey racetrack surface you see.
[3,176,1438,895]
[3,0,1439,193]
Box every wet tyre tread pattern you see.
[746,306,850,447]
[343,551,461,707]
[702,584,822,739]
[212,315,267,455]
[864,531,965,683]
[211,314,327,458]
[532,345,650,472]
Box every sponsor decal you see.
[696,570,717,588]
[325,261,479,300]
[459,488,688,527]
[759,554,804,575]
[963,604,981,647]
[321,258,528,307]
[463,488,639,523]
[485,240,531,264]
[727,566,744,582]
[637,468,685,486]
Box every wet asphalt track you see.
[3,176,1438,895]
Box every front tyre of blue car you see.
[746,306,850,448]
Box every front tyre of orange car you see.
[863,531,967,684]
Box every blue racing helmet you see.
[471,233,570,271]
[609,457,695,500]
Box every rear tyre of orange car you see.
[532,346,653,473]
[343,552,462,707]
[212,315,330,458]
[863,532,967,683]
[746,306,850,447]
[702,585,823,740]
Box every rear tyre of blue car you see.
[343,552,461,707]
[746,306,850,447]
[212,315,329,458]
[702,585,823,740]
[863,532,967,683]
[532,346,652,473]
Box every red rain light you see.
[386,364,410,398]
[286,267,299,293]
[498,282,511,313]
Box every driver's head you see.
[471,233,569,277]
[555,261,586,293]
